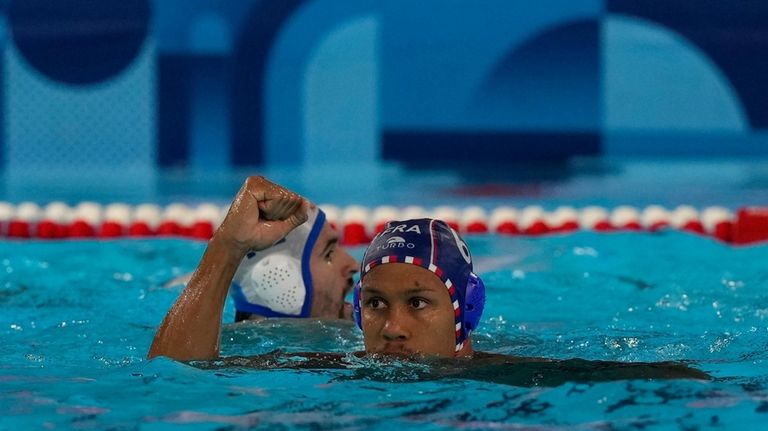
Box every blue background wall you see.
[0,0,766,177]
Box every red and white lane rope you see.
[0,202,766,245]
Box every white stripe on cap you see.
[429,219,437,267]
[405,256,415,264]
[382,256,390,264]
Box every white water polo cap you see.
[229,206,325,317]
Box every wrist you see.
[207,232,250,261]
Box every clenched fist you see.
[213,176,309,254]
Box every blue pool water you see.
[2,231,768,430]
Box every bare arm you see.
[148,176,308,361]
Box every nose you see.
[381,306,411,341]
[338,247,358,278]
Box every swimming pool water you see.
[2,232,768,430]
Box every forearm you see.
[148,238,245,360]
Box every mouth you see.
[339,278,355,320]
[339,301,353,320]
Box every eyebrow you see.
[363,287,439,296]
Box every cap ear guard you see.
[230,254,309,317]
[353,281,362,330]
[462,272,485,336]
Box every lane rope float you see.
[0,201,766,245]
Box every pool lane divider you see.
[0,202,767,245]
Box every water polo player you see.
[231,203,358,321]
[149,176,356,360]
[164,202,357,322]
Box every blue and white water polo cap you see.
[357,218,486,352]
[229,205,325,318]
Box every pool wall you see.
[0,0,767,184]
